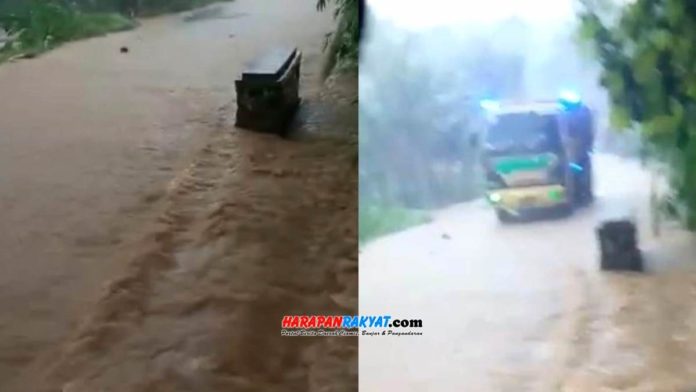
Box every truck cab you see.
[480,94,594,222]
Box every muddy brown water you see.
[0,0,339,389]
[361,154,696,391]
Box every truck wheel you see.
[578,159,594,206]
[556,203,574,218]
[572,176,590,207]
[578,186,594,206]
[495,209,514,223]
[585,171,595,205]
[584,191,595,206]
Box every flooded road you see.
[360,154,696,391]
[0,0,342,389]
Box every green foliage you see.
[579,0,696,229]
[136,0,231,16]
[360,21,507,216]
[0,0,134,59]
[0,0,229,62]
[74,12,134,34]
[0,0,232,16]
[359,204,430,244]
[317,0,359,71]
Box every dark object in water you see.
[120,46,129,53]
[597,219,643,272]
[235,46,301,135]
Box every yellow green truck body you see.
[480,97,593,221]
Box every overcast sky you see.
[368,0,578,30]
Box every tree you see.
[316,0,360,78]
[579,0,696,228]
[359,19,534,208]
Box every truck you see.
[478,92,595,222]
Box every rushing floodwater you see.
[0,1,335,388]
[361,154,696,391]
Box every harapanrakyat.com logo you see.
[280,315,423,336]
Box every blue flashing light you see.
[480,99,500,112]
[560,90,581,104]
[569,163,584,172]
[558,90,582,111]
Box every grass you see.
[71,12,136,38]
[0,0,237,65]
[0,11,135,64]
[359,204,432,245]
[137,0,234,16]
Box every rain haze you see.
[370,0,576,28]
[360,0,696,390]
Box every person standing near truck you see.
[561,93,595,206]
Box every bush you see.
[578,0,696,229]
[72,12,134,37]
[359,203,431,244]
[0,1,134,56]
[317,0,359,73]
[0,0,231,16]
[0,0,228,57]
[137,0,229,16]
[359,21,489,212]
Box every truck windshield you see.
[485,112,562,155]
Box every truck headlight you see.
[488,193,502,203]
